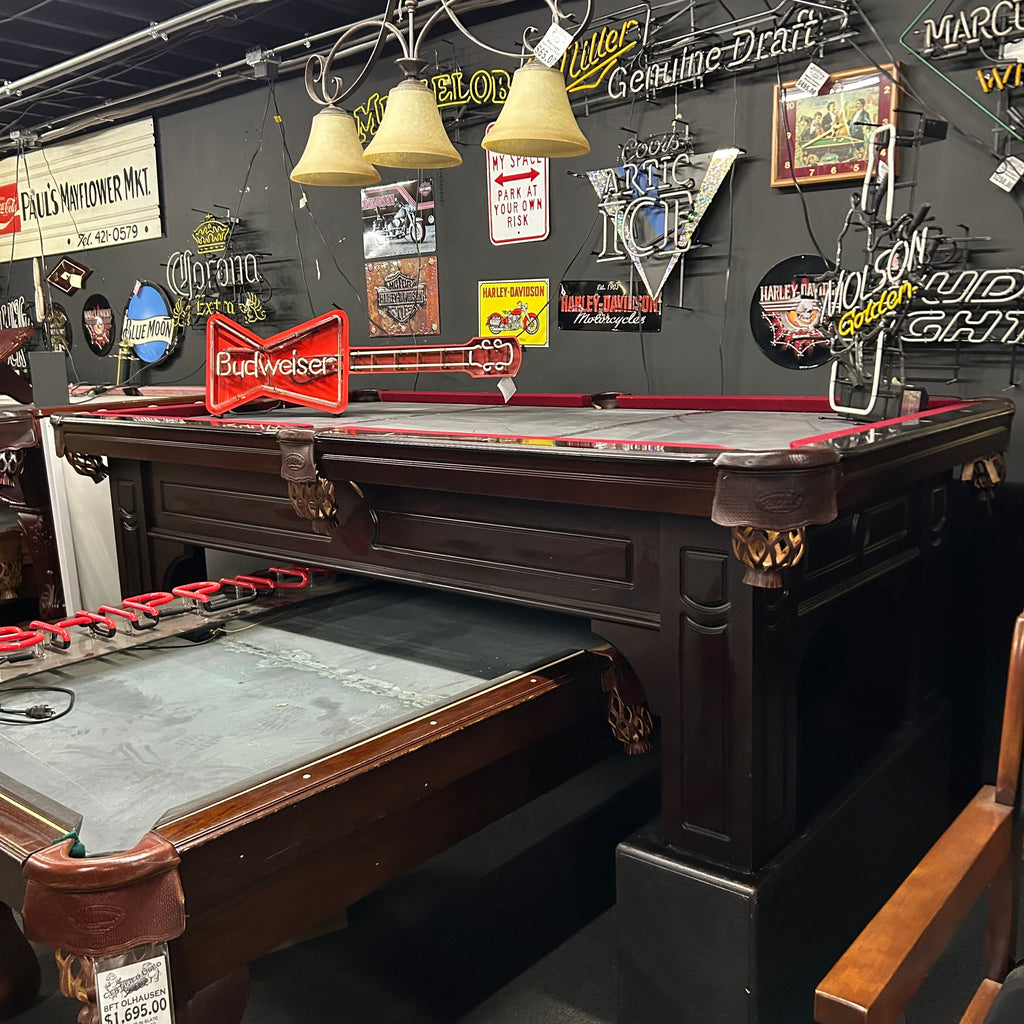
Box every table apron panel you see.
[131,463,667,628]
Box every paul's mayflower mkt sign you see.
[0,120,162,260]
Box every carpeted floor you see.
[8,750,996,1024]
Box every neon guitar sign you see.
[206,311,522,414]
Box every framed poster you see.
[770,64,899,187]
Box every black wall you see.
[4,0,1023,465]
[2,0,1021,776]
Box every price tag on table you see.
[498,376,518,402]
[990,155,1024,192]
[94,947,175,1024]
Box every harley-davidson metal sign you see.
[478,279,549,347]
[365,257,440,337]
[558,280,662,331]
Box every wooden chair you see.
[815,610,1024,1024]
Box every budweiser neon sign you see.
[214,350,337,380]
[206,312,522,415]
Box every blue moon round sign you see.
[122,282,178,364]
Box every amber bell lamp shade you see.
[482,60,590,158]
[362,75,463,169]
[290,106,381,187]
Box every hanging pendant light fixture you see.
[290,106,381,186]
[482,60,589,157]
[293,0,594,185]
[434,0,592,158]
[363,57,461,168]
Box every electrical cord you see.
[774,57,828,263]
[0,686,75,724]
[270,83,317,319]
[718,72,741,395]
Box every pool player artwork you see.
[206,310,522,414]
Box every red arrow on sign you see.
[494,168,540,186]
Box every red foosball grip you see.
[29,621,72,649]
[172,581,222,605]
[0,627,45,654]
[122,592,175,622]
[57,612,117,639]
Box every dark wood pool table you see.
[0,574,620,1023]
[41,389,1014,1024]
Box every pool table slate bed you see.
[0,568,621,1023]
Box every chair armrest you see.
[815,786,1013,1024]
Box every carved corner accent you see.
[607,687,655,754]
[287,477,338,525]
[597,649,654,755]
[712,448,838,588]
[961,452,1006,501]
[0,448,25,486]
[730,525,806,589]
[66,452,109,483]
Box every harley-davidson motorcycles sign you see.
[558,280,662,332]
[365,257,440,337]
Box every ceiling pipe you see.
[0,0,515,152]
[0,0,275,102]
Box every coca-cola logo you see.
[0,184,20,235]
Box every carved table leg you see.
[17,508,64,619]
[0,901,42,1017]
[51,951,249,1024]
[54,950,98,1024]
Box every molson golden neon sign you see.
[838,281,915,336]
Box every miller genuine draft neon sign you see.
[606,0,854,100]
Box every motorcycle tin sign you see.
[558,280,662,332]
[478,279,549,347]
[366,256,441,337]
[485,125,549,246]
[361,178,436,260]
